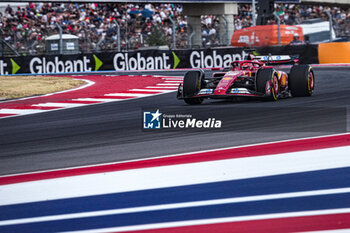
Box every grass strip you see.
[0,76,86,100]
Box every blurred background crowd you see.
[0,2,349,54]
[236,4,350,36]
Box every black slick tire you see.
[289,65,314,97]
[183,70,204,105]
[256,68,279,101]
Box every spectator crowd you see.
[0,3,190,53]
[235,3,350,37]
[0,2,349,54]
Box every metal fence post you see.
[169,17,176,50]
[0,30,2,57]
[325,10,333,41]
[188,24,195,49]
[273,12,281,46]
[221,15,229,46]
[80,28,92,53]
[115,21,121,52]
[56,23,63,54]
[11,29,17,50]
[96,34,105,52]
[252,0,256,26]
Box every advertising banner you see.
[0,45,318,75]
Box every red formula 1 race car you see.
[177,54,315,105]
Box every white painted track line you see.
[145,86,178,89]
[162,78,183,80]
[303,230,350,233]
[0,109,47,115]
[129,89,173,93]
[163,81,183,83]
[72,98,124,102]
[33,103,87,108]
[62,208,350,233]
[105,93,152,97]
[1,187,349,226]
[2,145,350,205]
[156,83,180,86]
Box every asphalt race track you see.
[0,67,349,175]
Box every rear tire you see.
[256,68,279,101]
[289,65,314,97]
[183,70,204,105]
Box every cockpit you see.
[231,61,263,71]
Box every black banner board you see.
[0,45,318,75]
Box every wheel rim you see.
[308,71,314,94]
[271,74,279,100]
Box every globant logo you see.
[189,50,249,68]
[29,56,92,74]
[143,110,222,129]
[114,53,171,70]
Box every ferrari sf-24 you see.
[177,54,315,105]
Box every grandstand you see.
[0,1,349,55]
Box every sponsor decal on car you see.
[232,88,240,94]
[198,89,213,95]
[230,88,250,94]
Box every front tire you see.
[183,70,204,105]
[256,68,279,101]
[289,65,314,97]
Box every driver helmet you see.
[241,63,252,70]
